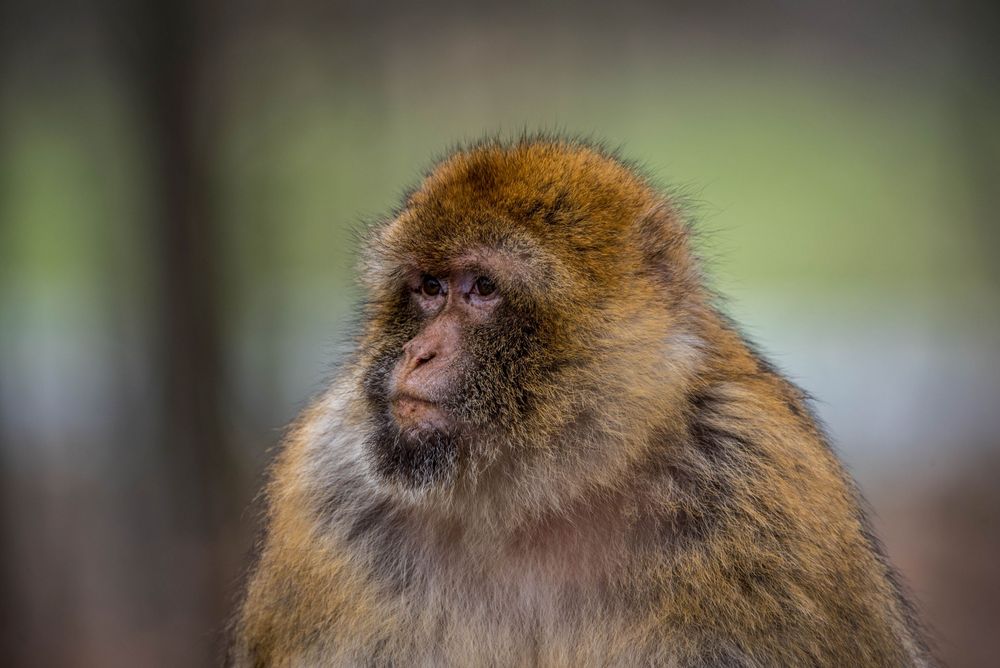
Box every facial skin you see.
[390,270,500,434]
[361,264,528,490]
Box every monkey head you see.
[356,139,702,503]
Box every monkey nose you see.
[402,342,436,370]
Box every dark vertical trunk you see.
[114,0,238,659]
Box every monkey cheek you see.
[391,397,450,434]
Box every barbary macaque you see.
[228,137,934,667]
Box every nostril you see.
[414,350,436,367]
[403,340,436,369]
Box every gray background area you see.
[1,2,998,666]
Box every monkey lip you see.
[390,393,449,430]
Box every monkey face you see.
[389,270,500,433]
[355,139,685,493]
[361,264,546,490]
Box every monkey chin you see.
[364,400,461,491]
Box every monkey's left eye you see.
[473,276,497,297]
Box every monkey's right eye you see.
[419,275,443,297]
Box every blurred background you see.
[1,1,997,666]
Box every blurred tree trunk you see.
[113,0,239,661]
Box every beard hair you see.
[364,415,461,490]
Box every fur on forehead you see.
[404,138,655,250]
[360,137,668,299]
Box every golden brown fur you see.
[228,137,934,666]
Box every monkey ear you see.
[632,202,700,289]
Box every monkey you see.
[227,136,935,666]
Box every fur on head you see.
[354,136,707,518]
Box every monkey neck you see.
[397,469,657,593]
[400,403,692,569]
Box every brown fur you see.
[228,137,934,666]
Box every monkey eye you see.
[473,276,497,297]
[419,275,443,297]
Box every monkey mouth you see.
[390,392,450,433]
